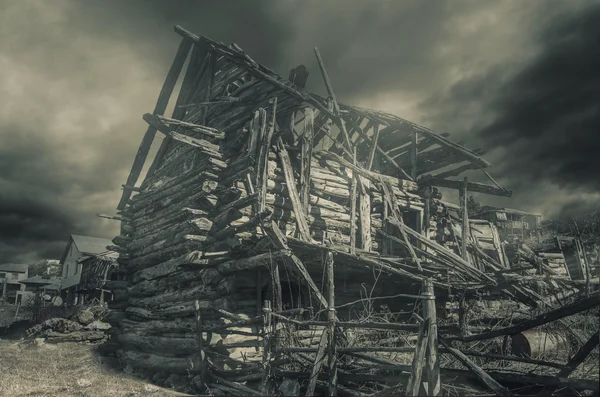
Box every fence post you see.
[423,279,441,396]
[326,250,338,396]
[261,300,273,394]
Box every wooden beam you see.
[313,47,353,153]
[410,130,418,180]
[300,108,314,215]
[350,148,358,255]
[326,250,338,396]
[277,138,312,242]
[461,177,469,261]
[423,279,441,396]
[449,291,600,342]
[439,337,515,397]
[366,124,379,171]
[117,38,192,210]
[419,176,512,197]
[406,318,430,396]
[557,331,599,378]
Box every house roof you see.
[19,275,61,286]
[71,235,113,255]
[0,263,29,273]
[476,207,541,217]
[59,234,113,264]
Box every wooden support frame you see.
[300,108,314,215]
[419,176,512,197]
[277,137,312,242]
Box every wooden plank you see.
[406,318,430,396]
[439,337,515,397]
[557,331,599,378]
[261,300,272,395]
[410,131,418,179]
[350,148,358,255]
[300,108,314,215]
[313,47,353,152]
[366,124,379,171]
[305,329,329,397]
[450,291,600,343]
[257,100,277,212]
[419,176,512,197]
[461,177,469,261]
[359,183,372,252]
[326,250,338,396]
[423,279,441,396]
[277,138,312,242]
[117,38,192,210]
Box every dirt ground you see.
[0,341,196,397]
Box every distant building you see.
[472,207,542,242]
[76,252,118,305]
[0,263,29,303]
[16,275,61,306]
[59,234,113,304]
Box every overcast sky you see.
[1,0,598,263]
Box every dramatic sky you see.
[1,0,598,262]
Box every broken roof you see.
[116,25,511,210]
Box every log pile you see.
[103,25,599,396]
[26,307,111,343]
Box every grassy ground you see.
[0,341,195,397]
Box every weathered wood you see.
[326,250,338,396]
[450,291,600,342]
[277,138,311,241]
[261,300,272,395]
[350,148,358,255]
[420,176,512,197]
[406,318,430,396]
[461,177,469,261]
[366,123,379,171]
[439,337,515,397]
[305,328,330,397]
[313,47,353,153]
[257,101,276,212]
[557,331,599,378]
[300,108,314,215]
[423,279,441,396]
[157,115,225,139]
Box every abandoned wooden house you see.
[104,26,599,396]
[473,207,543,243]
[59,234,115,304]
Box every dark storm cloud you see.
[421,2,600,219]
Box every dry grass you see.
[0,341,196,397]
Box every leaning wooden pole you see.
[117,38,192,210]
[326,250,338,396]
[557,331,599,378]
[423,279,441,396]
[261,300,273,395]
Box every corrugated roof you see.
[0,263,29,273]
[71,235,113,255]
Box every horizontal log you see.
[419,176,512,197]
[119,350,190,373]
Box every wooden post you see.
[423,186,431,239]
[350,147,358,255]
[410,130,418,180]
[300,108,314,216]
[326,250,338,396]
[423,279,441,396]
[461,177,469,261]
[406,318,430,396]
[261,300,272,394]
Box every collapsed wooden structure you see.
[105,26,599,396]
